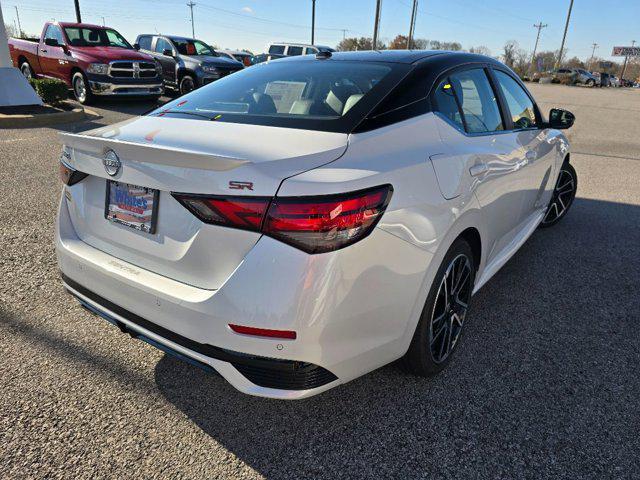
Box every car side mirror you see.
[133,43,140,50]
[44,38,60,47]
[163,49,174,57]
[547,108,575,129]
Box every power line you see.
[186,1,196,38]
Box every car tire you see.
[539,162,577,228]
[20,62,34,80]
[72,72,94,105]
[402,238,476,376]
[587,79,595,87]
[179,74,196,96]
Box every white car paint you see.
[55,56,571,400]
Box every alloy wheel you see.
[74,76,87,103]
[180,76,195,95]
[542,165,576,226]
[21,63,33,80]
[429,253,473,364]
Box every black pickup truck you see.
[135,34,243,95]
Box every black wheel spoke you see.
[429,253,473,364]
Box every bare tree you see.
[468,45,491,56]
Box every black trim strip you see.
[61,273,338,390]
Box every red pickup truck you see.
[9,22,163,104]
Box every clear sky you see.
[5,0,639,61]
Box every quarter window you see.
[494,70,537,129]
[448,69,504,133]
[433,79,464,131]
[268,45,285,54]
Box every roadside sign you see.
[599,61,613,68]
[612,46,640,56]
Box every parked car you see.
[135,34,243,95]
[56,51,576,399]
[219,50,252,67]
[9,22,163,104]
[549,68,596,86]
[250,53,287,65]
[609,75,620,87]
[267,42,335,56]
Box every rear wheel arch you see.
[458,227,481,273]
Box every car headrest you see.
[88,31,99,42]
[342,94,364,114]
[325,83,360,115]
[249,93,277,114]
[289,99,313,115]
[186,44,196,55]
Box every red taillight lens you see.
[172,184,393,253]
[173,195,271,231]
[264,185,393,253]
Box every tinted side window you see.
[304,47,318,55]
[449,69,503,133]
[288,46,304,56]
[269,45,285,54]
[433,79,464,130]
[155,38,172,54]
[494,70,537,129]
[138,35,152,50]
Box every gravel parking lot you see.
[1,84,639,479]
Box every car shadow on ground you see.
[153,197,640,479]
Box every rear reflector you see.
[229,324,297,340]
[172,184,393,254]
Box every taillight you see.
[173,195,270,231]
[264,185,393,253]
[59,158,88,186]
[172,184,393,254]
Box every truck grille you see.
[109,61,158,79]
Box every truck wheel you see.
[179,75,196,96]
[72,72,94,105]
[20,62,33,80]
[586,79,595,87]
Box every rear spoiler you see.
[58,132,250,172]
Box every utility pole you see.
[529,21,547,74]
[555,0,573,68]
[588,42,598,70]
[187,1,196,38]
[311,0,316,45]
[372,0,382,50]
[14,6,22,37]
[101,16,105,26]
[407,0,418,49]
[74,0,82,23]
[341,29,347,40]
[620,40,636,81]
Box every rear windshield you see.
[64,27,131,48]
[151,59,407,132]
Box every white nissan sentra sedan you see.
[56,51,576,399]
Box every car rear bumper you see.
[55,191,431,398]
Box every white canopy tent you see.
[0,1,42,106]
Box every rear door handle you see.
[469,163,489,177]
